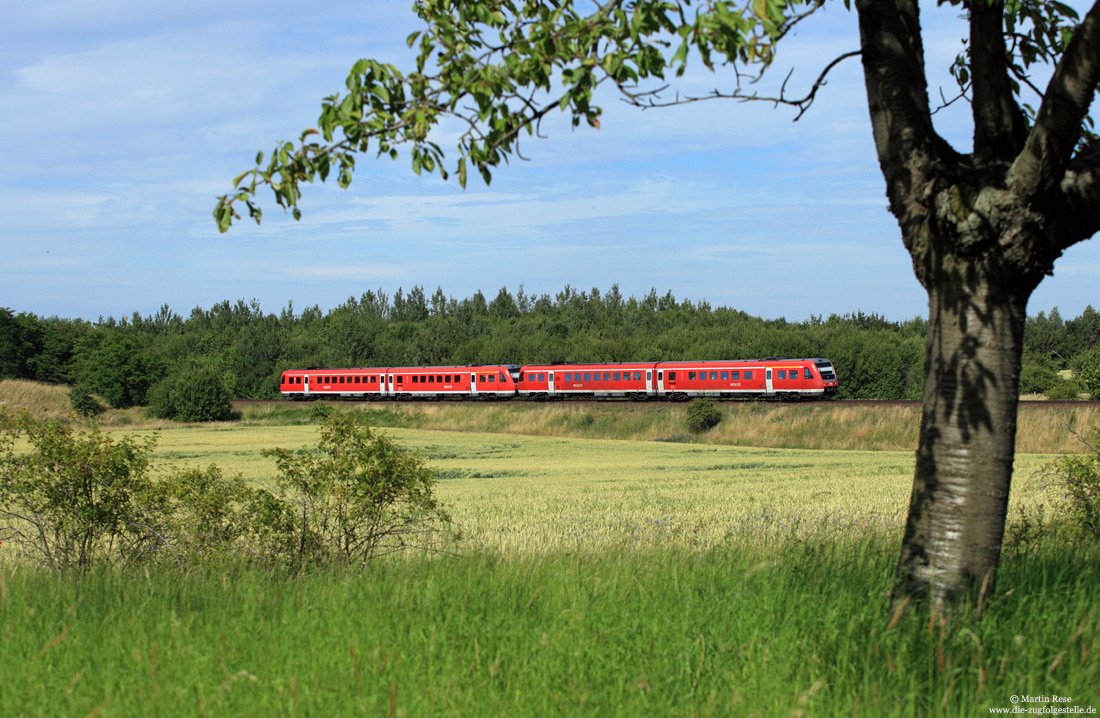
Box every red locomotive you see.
[280,358,838,400]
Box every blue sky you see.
[2,1,1098,323]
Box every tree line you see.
[2,285,1098,412]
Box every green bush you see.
[149,364,233,422]
[0,408,161,571]
[1075,346,1100,400]
[263,413,452,567]
[76,332,163,408]
[686,398,722,433]
[68,383,104,417]
[1019,358,1060,395]
[0,409,453,572]
[1049,431,1100,539]
[1044,377,1082,400]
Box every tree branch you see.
[1009,1,1100,197]
[1058,140,1100,247]
[625,50,860,122]
[854,0,956,260]
[969,0,1028,166]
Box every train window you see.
[538,373,545,381]
[500,373,506,382]
[488,375,495,382]
[721,371,728,380]
[669,372,676,380]
[564,373,572,381]
[613,372,620,381]
[635,372,642,380]
[602,373,609,381]
[584,373,591,381]
[745,370,753,380]
[805,368,812,379]
[518,373,524,382]
[688,371,696,380]
[731,371,739,380]
[710,371,718,380]
[778,371,786,380]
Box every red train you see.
[280,358,838,401]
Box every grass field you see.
[2,384,1098,716]
[133,424,1061,556]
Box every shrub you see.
[263,413,452,567]
[0,408,161,571]
[77,332,163,408]
[69,383,104,417]
[0,409,453,572]
[1018,358,1060,395]
[1044,376,1083,401]
[310,400,336,422]
[149,364,234,422]
[1075,346,1100,400]
[1049,431,1100,540]
[686,398,722,433]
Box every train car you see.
[281,358,837,402]
[517,362,658,399]
[280,367,388,399]
[654,358,837,400]
[388,365,519,399]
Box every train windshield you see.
[813,360,836,380]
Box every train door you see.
[765,368,774,396]
[646,370,655,397]
[657,370,665,395]
[385,374,393,398]
[303,375,310,398]
[470,373,478,398]
[548,371,555,396]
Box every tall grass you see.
[242,399,1098,453]
[2,534,1097,717]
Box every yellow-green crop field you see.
[139,425,1059,555]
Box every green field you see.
[2,410,1098,716]
[136,424,1061,555]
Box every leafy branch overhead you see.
[214,0,833,232]
[214,1,1099,233]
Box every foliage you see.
[0,408,161,571]
[76,331,163,408]
[263,414,451,567]
[1019,355,1061,395]
[150,465,295,567]
[1049,431,1100,539]
[68,383,104,418]
[0,409,453,572]
[1074,346,1100,400]
[214,0,817,231]
[5,293,1100,404]
[685,397,722,433]
[1044,375,1083,401]
[148,362,234,422]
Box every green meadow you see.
[1,396,1099,716]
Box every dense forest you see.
[2,285,1099,410]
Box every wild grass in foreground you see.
[2,533,1097,717]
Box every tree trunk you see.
[895,263,1031,608]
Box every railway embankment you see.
[3,378,1096,453]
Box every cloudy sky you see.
[2,1,1098,322]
